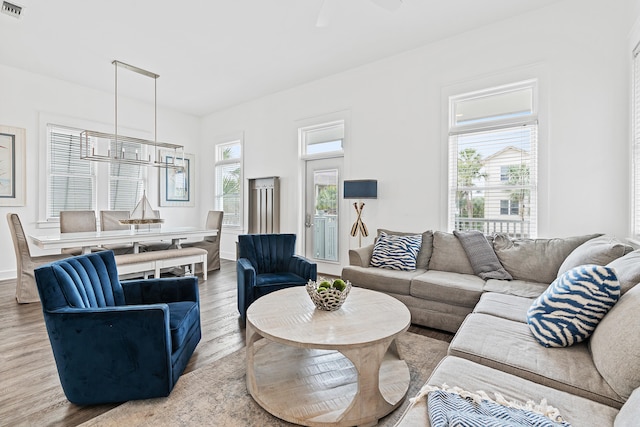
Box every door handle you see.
[305,214,313,228]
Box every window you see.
[46,124,144,220]
[215,140,242,228]
[300,120,344,157]
[500,199,519,216]
[109,139,145,211]
[448,80,538,238]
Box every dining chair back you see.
[6,213,70,303]
[182,210,224,272]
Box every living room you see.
[1,0,640,425]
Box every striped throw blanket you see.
[418,385,571,427]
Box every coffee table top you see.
[246,286,411,350]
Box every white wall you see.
[2,0,638,280]
[0,64,203,280]
[202,0,638,273]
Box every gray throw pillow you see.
[429,231,474,275]
[557,235,634,277]
[454,230,512,280]
[589,284,640,401]
[606,249,640,295]
[492,233,601,284]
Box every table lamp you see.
[343,180,377,247]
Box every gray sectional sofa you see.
[341,230,640,426]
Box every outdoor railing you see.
[455,217,531,238]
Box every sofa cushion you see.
[370,232,422,271]
[428,231,474,275]
[607,249,640,295]
[557,235,633,277]
[410,270,485,307]
[473,292,534,323]
[492,233,600,284]
[590,284,640,401]
[377,229,434,269]
[527,265,620,348]
[341,265,424,295]
[395,356,620,427]
[453,230,512,280]
[166,301,200,352]
[448,313,623,407]
[483,279,549,298]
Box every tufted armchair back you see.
[238,233,297,273]
[36,250,125,311]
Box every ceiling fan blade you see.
[316,0,337,28]
[371,0,403,12]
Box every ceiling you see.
[0,0,564,117]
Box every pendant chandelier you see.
[80,60,184,170]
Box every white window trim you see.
[214,134,244,231]
[38,113,150,227]
[445,79,539,237]
[440,65,548,234]
[299,119,345,161]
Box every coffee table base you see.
[247,336,410,427]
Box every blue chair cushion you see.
[256,272,306,287]
[167,301,200,351]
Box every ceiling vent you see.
[2,1,23,19]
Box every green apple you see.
[332,279,346,292]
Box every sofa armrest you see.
[237,258,257,320]
[289,255,317,281]
[349,244,374,267]
[122,276,199,305]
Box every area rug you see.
[80,332,448,427]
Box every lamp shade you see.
[344,180,377,199]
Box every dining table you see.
[29,226,218,254]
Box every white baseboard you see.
[220,250,237,261]
[0,269,16,282]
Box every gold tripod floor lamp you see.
[343,180,378,247]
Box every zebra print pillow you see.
[527,265,620,348]
[370,231,422,271]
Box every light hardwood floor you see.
[0,259,452,426]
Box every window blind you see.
[215,140,242,227]
[109,139,144,211]
[47,125,96,219]
[448,82,538,238]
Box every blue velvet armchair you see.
[237,234,317,322]
[34,250,201,405]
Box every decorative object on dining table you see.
[306,277,352,311]
[343,179,378,247]
[160,150,195,207]
[119,190,164,225]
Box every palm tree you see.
[457,148,486,218]
[221,148,240,215]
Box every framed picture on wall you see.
[0,125,26,206]
[159,150,195,207]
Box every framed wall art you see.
[159,150,195,207]
[0,125,26,206]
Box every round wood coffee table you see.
[245,286,411,427]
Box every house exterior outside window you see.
[448,80,538,238]
[215,140,242,228]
